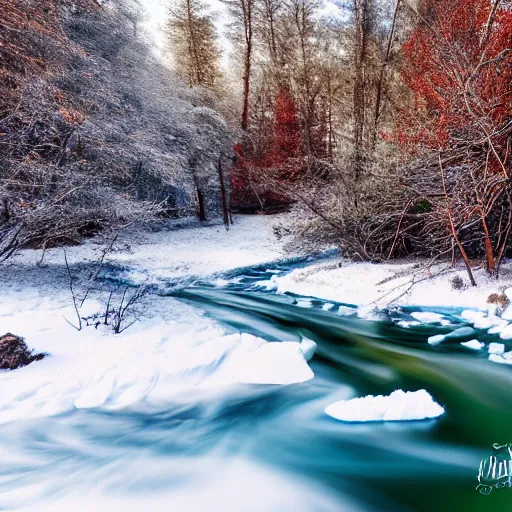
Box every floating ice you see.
[500,324,512,340]
[324,389,445,422]
[488,342,505,355]
[411,312,450,326]
[460,310,494,330]
[299,338,317,362]
[296,299,313,308]
[460,340,484,350]
[430,326,479,345]
[428,335,445,345]
[338,305,356,316]
[489,352,512,365]
[396,320,421,329]
[322,303,335,311]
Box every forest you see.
[1,0,511,278]
[2,2,512,510]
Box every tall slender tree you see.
[224,0,255,131]
[168,0,221,89]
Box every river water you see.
[2,260,512,511]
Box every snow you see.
[0,215,315,425]
[324,389,445,423]
[271,259,512,311]
[7,214,294,285]
[0,301,314,424]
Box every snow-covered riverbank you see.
[0,215,316,424]
[270,258,512,311]
[2,214,512,426]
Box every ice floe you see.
[488,342,505,355]
[324,389,445,422]
[460,340,484,350]
[299,337,317,362]
[410,312,451,326]
[489,352,512,365]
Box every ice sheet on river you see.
[325,389,445,422]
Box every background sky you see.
[140,0,345,64]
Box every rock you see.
[0,333,45,370]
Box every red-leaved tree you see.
[231,87,304,210]
[393,0,512,277]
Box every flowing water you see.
[2,260,512,511]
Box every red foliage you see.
[271,89,302,165]
[231,88,304,210]
[393,0,512,154]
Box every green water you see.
[176,285,512,510]
[2,261,512,510]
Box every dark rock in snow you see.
[0,333,46,370]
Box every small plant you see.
[106,285,149,334]
[450,275,465,290]
[487,292,510,315]
[63,244,149,335]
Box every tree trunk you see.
[218,156,230,230]
[353,0,369,182]
[241,0,253,131]
[197,187,206,222]
[371,0,400,150]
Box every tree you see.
[168,0,221,89]
[394,0,512,275]
[224,0,255,131]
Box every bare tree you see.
[167,0,221,89]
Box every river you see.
[1,259,511,511]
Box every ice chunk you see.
[299,338,317,362]
[489,352,512,365]
[428,334,445,345]
[411,312,450,326]
[296,299,313,308]
[218,335,314,386]
[489,342,505,354]
[322,303,335,311]
[325,389,445,422]
[460,310,494,330]
[396,320,421,328]
[461,339,484,350]
[338,305,356,316]
[500,324,512,340]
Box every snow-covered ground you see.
[7,214,293,283]
[268,257,512,364]
[0,215,316,425]
[270,259,512,310]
